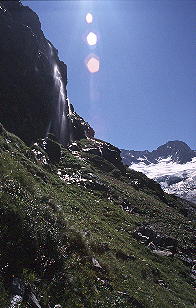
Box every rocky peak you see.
[121,140,195,166]
[2,0,42,36]
[153,140,195,164]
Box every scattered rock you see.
[68,142,80,152]
[157,279,168,288]
[133,226,178,255]
[153,250,173,257]
[92,257,102,269]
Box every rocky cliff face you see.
[0,0,93,146]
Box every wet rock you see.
[31,143,48,165]
[133,231,150,244]
[177,254,194,266]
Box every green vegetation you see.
[0,126,195,308]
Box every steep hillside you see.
[0,126,196,308]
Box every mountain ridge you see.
[121,141,196,203]
[121,140,196,166]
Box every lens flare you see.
[86,56,100,73]
[86,32,97,46]
[86,13,93,24]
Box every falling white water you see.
[54,64,66,102]
[66,98,74,142]
[53,62,68,143]
[67,98,73,116]
[47,42,68,144]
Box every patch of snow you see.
[138,157,146,161]
[130,157,196,203]
[130,157,196,179]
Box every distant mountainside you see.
[121,141,196,203]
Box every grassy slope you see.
[0,126,195,308]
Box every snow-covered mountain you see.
[121,141,196,203]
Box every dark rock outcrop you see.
[68,106,95,141]
[72,138,124,171]
[0,0,59,144]
[133,226,178,256]
[0,0,94,147]
[44,134,62,164]
[154,141,195,164]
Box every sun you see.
[86,32,97,46]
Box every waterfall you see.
[67,98,73,116]
[67,97,74,143]
[47,42,68,145]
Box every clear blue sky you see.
[24,0,195,150]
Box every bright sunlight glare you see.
[86,32,97,46]
[86,13,93,24]
[86,56,100,73]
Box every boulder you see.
[134,226,178,255]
